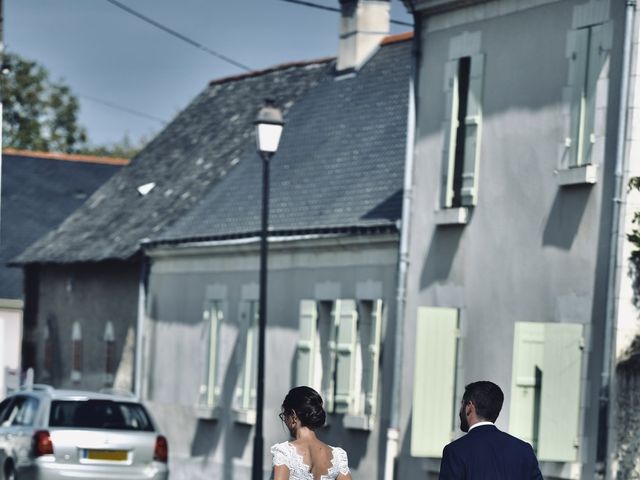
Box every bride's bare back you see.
[271,439,352,480]
[293,438,350,480]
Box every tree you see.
[0,52,87,153]
[629,177,640,306]
[80,132,151,159]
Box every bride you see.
[271,386,352,480]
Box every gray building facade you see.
[396,0,638,479]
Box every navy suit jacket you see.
[438,425,543,480]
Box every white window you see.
[198,300,223,409]
[233,300,259,423]
[509,322,584,462]
[104,322,115,386]
[295,299,383,429]
[566,24,606,167]
[441,53,484,208]
[71,322,82,384]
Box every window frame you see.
[441,52,484,211]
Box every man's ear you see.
[466,401,475,416]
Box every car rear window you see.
[49,400,154,431]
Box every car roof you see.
[10,386,139,403]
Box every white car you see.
[0,385,169,480]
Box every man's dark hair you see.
[462,381,504,422]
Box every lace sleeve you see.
[270,443,289,468]
[333,447,351,475]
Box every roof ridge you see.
[380,31,414,46]
[3,148,130,166]
[209,56,335,86]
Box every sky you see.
[5,0,413,147]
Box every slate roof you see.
[14,59,332,264]
[150,36,411,246]
[1,150,126,298]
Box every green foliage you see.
[0,52,88,153]
[79,132,150,159]
[628,177,640,253]
[628,177,640,307]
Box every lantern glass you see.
[256,123,283,154]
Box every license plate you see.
[84,449,128,461]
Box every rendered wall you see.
[26,262,140,392]
[400,0,624,478]
[144,235,398,480]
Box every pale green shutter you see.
[411,307,459,458]
[364,300,383,416]
[235,301,258,411]
[247,301,259,410]
[460,53,484,206]
[537,323,583,462]
[442,60,459,208]
[296,300,318,387]
[568,28,589,166]
[334,300,358,414]
[581,24,604,166]
[509,322,544,448]
[322,303,339,413]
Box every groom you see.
[439,381,543,479]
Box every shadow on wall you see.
[542,185,591,250]
[420,226,464,290]
[615,336,640,480]
[189,326,250,479]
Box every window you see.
[49,400,154,431]
[13,397,39,426]
[567,24,606,168]
[295,299,384,429]
[71,322,82,383]
[442,54,484,208]
[199,300,223,409]
[1,396,38,427]
[410,307,459,458]
[509,322,583,462]
[0,397,15,425]
[233,300,259,421]
[104,322,116,386]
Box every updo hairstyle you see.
[281,386,326,430]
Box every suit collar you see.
[468,422,497,433]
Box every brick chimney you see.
[338,0,390,72]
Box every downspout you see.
[134,255,150,398]
[602,1,635,478]
[384,7,419,480]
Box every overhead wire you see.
[104,0,252,72]
[78,93,167,125]
[277,0,414,26]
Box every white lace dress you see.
[271,441,350,480]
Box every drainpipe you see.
[384,8,419,480]
[134,256,149,398]
[601,1,635,478]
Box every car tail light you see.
[33,430,54,456]
[154,435,168,463]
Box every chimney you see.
[338,0,390,72]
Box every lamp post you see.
[252,99,284,480]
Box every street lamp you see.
[252,99,284,480]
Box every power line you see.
[78,93,167,125]
[277,0,413,26]
[104,0,252,72]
